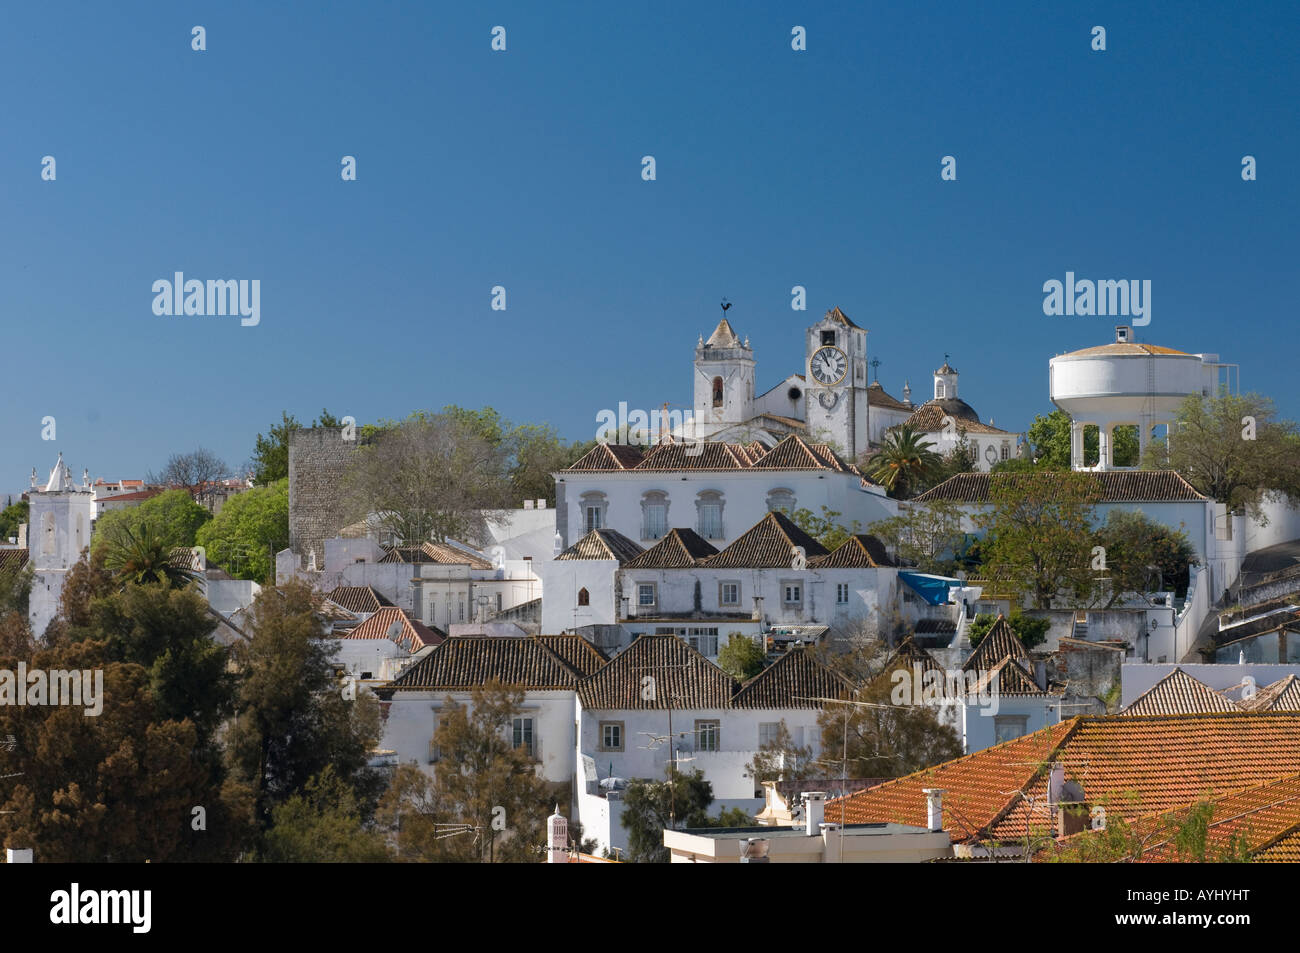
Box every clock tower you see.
[804,306,868,459]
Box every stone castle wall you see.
[288,428,357,566]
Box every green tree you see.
[974,471,1102,609]
[0,499,29,542]
[784,506,861,551]
[196,479,289,582]
[744,720,814,785]
[0,558,33,618]
[92,488,211,554]
[966,612,1050,650]
[866,500,967,574]
[865,426,943,499]
[258,766,391,862]
[621,768,718,863]
[1045,797,1252,863]
[1025,410,1138,468]
[1093,510,1198,604]
[97,523,201,589]
[818,674,963,780]
[717,633,766,681]
[1143,392,1300,522]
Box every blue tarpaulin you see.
[898,571,958,606]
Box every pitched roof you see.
[379,541,494,569]
[883,636,946,679]
[578,634,737,710]
[704,317,744,348]
[622,529,719,570]
[535,635,609,678]
[555,528,644,563]
[748,435,854,471]
[822,306,861,330]
[867,381,910,411]
[325,585,395,613]
[1122,668,1239,716]
[348,607,445,651]
[385,635,591,692]
[704,511,829,569]
[899,401,1013,435]
[810,534,894,569]
[564,443,646,471]
[828,713,1300,844]
[913,470,1209,504]
[1240,675,1300,712]
[633,442,757,470]
[0,550,29,571]
[731,646,853,709]
[966,656,1053,697]
[962,616,1029,673]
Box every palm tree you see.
[865,426,943,498]
[100,522,199,589]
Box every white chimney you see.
[547,808,568,864]
[1115,325,1131,343]
[802,791,827,836]
[536,498,546,509]
[524,500,535,510]
[553,532,563,556]
[5,848,32,863]
[1047,763,1065,809]
[923,788,945,832]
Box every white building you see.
[889,359,1022,471]
[26,454,95,637]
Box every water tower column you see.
[1070,420,1085,470]
[1098,426,1111,471]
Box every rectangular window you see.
[695,720,720,752]
[585,506,602,532]
[698,504,722,539]
[496,593,502,612]
[600,722,624,752]
[994,715,1029,744]
[783,583,802,605]
[429,714,441,763]
[458,599,465,621]
[643,504,666,540]
[512,717,535,757]
[719,582,740,607]
[638,583,657,607]
[821,330,836,346]
[758,722,781,748]
[687,627,719,656]
[836,583,849,604]
[1001,443,1010,461]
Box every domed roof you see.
[1057,342,1190,358]
[925,397,980,423]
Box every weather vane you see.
[869,357,881,382]
[721,298,732,315]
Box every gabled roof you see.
[622,529,719,570]
[883,636,946,679]
[578,634,737,710]
[535,635,609,678]
[867,381,910,411]
[704,317,744,348]
[748,435,854,472]
[704,511,829,569]
[348,606,445,651]
[731,646,853,709]
[899,401,1013,435]
[913,470,1209,504]
[1122,668,1238,716]
[810,534,894,569]
[0,550,29,571]
[96,488,165,504]
[555,528,644,563]
[633,442,756,470]
[1240,675,1300,712]
[962,616,1029,673]
[385,635,591,692]
[325,585,396,613]
[564,443,646,471]
[828,713,1300,845]
[379,541,494,569]
[966,656,1053,697]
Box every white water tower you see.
[1049,326,1236,470]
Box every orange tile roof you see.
[348,607,445,650]
[1121,668,1239,716]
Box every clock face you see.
[810,345,847,386]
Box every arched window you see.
[579,492,608,533]
[936,381,946,398]
[766,488,796,513]
[696,490,725,540]
[577,587,590,607]
[712,376,724,408]
[641,491,669,540]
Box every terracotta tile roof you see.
[564,443,646,471]
[731,645,854,709]
[348,606,445,651]
[962,616,1029,673]
[867,381,910,412]
[1131,774,1300,862]
[1240,675,1300,712]
[325,585,396,613]
[883,637,946,679]
[555,528,644,563]
[703,511,829,569]
[810,534,894,568]
[379,541,494,569]
[1256,827,1300,862]
[385,635,590,692]
[755,413,807,430]
[749,435,853,471]
[633,442,755,470]
[0,550,29,571]
[899,401,1013,435]
[1122,668,1238,716]
[578,634,737,710]
[622,529,719,570]
[535,635,609,678]
[913,470,1208,504]
[966,656,1053,697]
[829,713,1300,845]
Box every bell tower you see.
[694,314,755,433]
[804,306,868,459]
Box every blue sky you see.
[2,1,1296,493]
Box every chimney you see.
[553,532,563,556]
[547,808,568,863]
[5,848,32,863]
[524,500,535,510]
[802,791,827,836]
[1115,325,1131,344]
[923,788,945,832]
[1047,763,1065,809]
[536,499,546,509]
